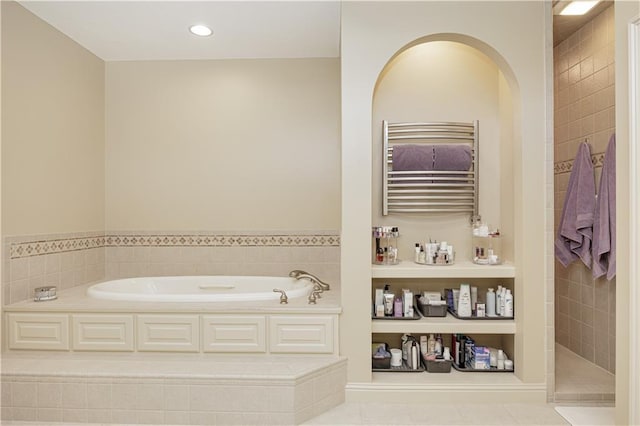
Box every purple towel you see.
[592,135,616,280]
[433,145,472,171]
[555,142,596,268]
[392,145,434,171]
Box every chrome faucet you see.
[289,270,330,291]
[308,288,322,304]
[272,289,288,304]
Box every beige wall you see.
[1,1,105,236]
[615,2,640,424]
[553,5,616,374]
[340,1,549,389]
[105,58,340,232]
[372,41,507,260]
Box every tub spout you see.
[289,270,330,291]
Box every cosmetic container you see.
[372,226,400,265]
[472,222,503,265]
[390,348,402,367]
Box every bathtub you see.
[87,275,314,302]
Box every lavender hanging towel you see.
[433,145,473,170]
[592,134,616,280]
[554,142,596,268]
[392,145,434,171]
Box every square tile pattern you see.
[552,4,616,376]
[1,353,347,425]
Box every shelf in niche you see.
[371,313,515,334]
[371,368,521,387]
[371,260,515,279]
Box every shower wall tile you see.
[553,4,615,375]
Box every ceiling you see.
[553,0,613,46]
[19,1,611,61]
[18,1,341,61]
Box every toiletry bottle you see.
[414,243,420,263]
[504,289,513,317]
[486,288,496,316]
[401,334,409,361]
[376,245,384,263]
[471,286,478,315]
[443,347,451,361]
[496,285,503,316]
[394,297,403,317]
[457,284,472,317]
[497,349,505,370]
[411,341,419,370]
[435,334,443,356]
[419,246,426,263]
[427,333,436,355]
[420,335,428,357]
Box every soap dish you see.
[34,286,57,302]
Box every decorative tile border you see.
[9,236,105,259]
[9,233,341,259]
[554,152,605,175]
[104,234,340,248]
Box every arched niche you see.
[371,34,520,262]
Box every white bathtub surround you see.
[1,352,347,425]
[3,282,341,354]
[3,230,340,304]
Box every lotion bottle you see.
[457,284,472,317]
[504,289,513,317]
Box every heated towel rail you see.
[382,120,479,220]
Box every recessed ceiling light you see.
[559,1,600,16]
[189,25,213,37]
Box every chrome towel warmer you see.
[382,120,479,221]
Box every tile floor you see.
[554,344,615,402]
[0,402,571,425]
[302,402,571,425]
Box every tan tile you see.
[37,382,62,408]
